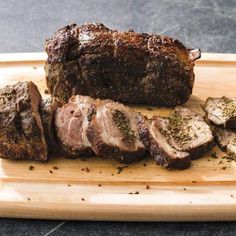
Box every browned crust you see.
[45,23,200,106]
[86,117,146,164]
[137,115,191,170]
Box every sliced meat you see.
[45,22,200,106]
[137,115,190,169]
[86,99,146,163]
[164,107,215,159]
[0,81,48,161]
[40,97,62,153]
[55,95,94,158]
[205,97,236,129]
[214,127,236,158]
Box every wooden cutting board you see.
[0,53,236,221]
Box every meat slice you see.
[164,107,214,159]
[45,22,200,106]
[137,115,190,169]
[213,127,236,158]
[138,107,214,169]
[0,81,48,161]
[86,99,146,163]
[205,97,236,129]
[55,95,94,158]
[40,97,62,153]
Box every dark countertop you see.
[0,0,236,235]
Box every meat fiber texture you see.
[138,107,214,169]
[0,82,48,161]
[45,22,200,106]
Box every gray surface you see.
[0,0,236,235]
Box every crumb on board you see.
[27,197,31,201]
[99,171,102,174]
[28,165,34,171]
[135,191,139,194]
[111,173,114,176]
[85,167,90,172]
[222,166,227,170]
[67,184,71,187]
[183,188,186,190]
[211,152,218,159]
[117,165,128,174]
[192,181,196,183]
[231,194,234,198]
[49,170,53,174]
[146,185,150,189]
[81,198,85,201]
[98,184,102,187]
[52,166,58,170]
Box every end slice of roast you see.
[86,99,146,163]
[55,95,94,158]
[40,97,62,153]
[213,127,236,158]
[164,107,214,159]
[137,115,190,169]
[205,97,236,129]
[0,81,48,161]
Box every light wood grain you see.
[0,53,236,221]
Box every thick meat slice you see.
[40,98,62,153]
[163,107,214,159]
[55,95,94,157]
[205,97,236,129]
[213,127,236,158]
[0,81,48,161]
[45,23,200,106]
[86,99,146,163]
[137,115,190,169]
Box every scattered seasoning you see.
[52,166,58,170]
[49,170,53,174]
[222,167,227,170]
[99,171,102,174]
[211,152,218,159]
[85,167,90,172]
[112,109,136,145]
[129,192,133,194]
[81,198,85,201]
[183,188,186,190]
[218,161,223,165]
[44,89,49,94]
[111,173,114,176]
[67,184,71,187]
[98,184,102,187]
[81,168,85,171]
[147,107,154,111]
[28,165,34,171]
[146,185,150,189]
[135,191,139,194]
[33,66,37,69]
[27,197,31,201]
[117,165,128,174]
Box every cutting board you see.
[0,53,236,221]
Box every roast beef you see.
[0,82,48,161]
[86,99,146,163]
[55,95,95,157]
[45,23,200,106]
[205,97,236,129]
[40,97,62,153]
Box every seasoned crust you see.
[45,23,200,106]
[0,81,48,161]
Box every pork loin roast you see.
[55,95,95,157]
[205,97,236,129]
[86,99,146,163]
[0,82,48,161]
[45,23,200,106]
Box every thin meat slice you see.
[163,107,215,159]
[86,99,146,163]
[137,115,190,169]
[0,81,48,161]
[40,97,62,153]
[55,95,94,158]
[205,97,236,129]
[213,127,236,158]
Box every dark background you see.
[0,0,236,235]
